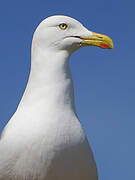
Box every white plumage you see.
[0,15,113,180]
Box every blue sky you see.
[0,0,134,179]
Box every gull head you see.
[33,15,114,54]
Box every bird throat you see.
[19,48,76,116]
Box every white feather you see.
[0,15,98,180]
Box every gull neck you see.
[19,45,76,114]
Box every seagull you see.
[0,15,113,180]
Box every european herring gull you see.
[0,15,113,180]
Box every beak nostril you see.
[98,36,103,39]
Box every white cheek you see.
[64,37,81,46]
[60,37,82,52]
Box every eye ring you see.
[59,23,68,30]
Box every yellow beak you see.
[80,31,114,49]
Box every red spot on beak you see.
[100,43,109,49]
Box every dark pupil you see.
[62,24,65,27]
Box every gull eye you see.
[59,23,68,30]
